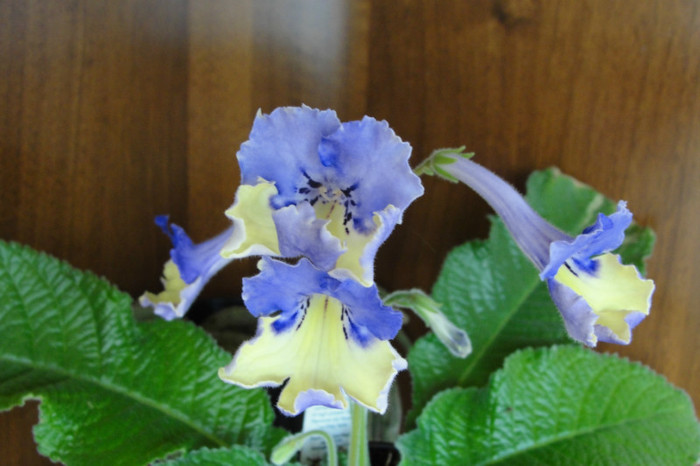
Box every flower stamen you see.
[297,170,360,235]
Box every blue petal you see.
[242,257,403,342]
[237,106,341,208]
[156,216,234,285]
[541,201,632,279]
[141,217,235,319]
[242,257,326,319]
[336,278,403,342]
[547,279,599,346]
[441,158,571,270]
[272,203,344,271]
[314,116,424,233]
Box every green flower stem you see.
[270,429,337,466]
[348,401,370,466]
[395,329,414,353]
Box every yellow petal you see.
[222,181,281,258]
[316,200,395,287]
[554,253,654,343]
[141,260,186,306]
[219,294,406,415]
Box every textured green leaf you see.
[0,241,275,465]
[406,168,655,425]
[398,346,700,465]
[159,445,269,465]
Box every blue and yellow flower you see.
[143,106,421,414]
[139,216,236,320]
[142,106,423,318]
[225,105,424,286]
[219,257,406,415]
[422,153,654,347]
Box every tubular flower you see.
[140,183,285,319]
[224,105,424,286]
[425,153,654,347]
[139,216,236,320]
[219,257,406,416]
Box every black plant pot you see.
[369,441,400,466]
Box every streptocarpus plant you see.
[1,107,697,466]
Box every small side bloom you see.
[140,216,235,320]
[542,207,654,346]
[219,257,406,415]
[428,153,654,347]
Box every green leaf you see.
[398,346,700,465]
[406,168,655,426]
[159,445,270,465]
[616,224,656,275]
[0,241,276,465]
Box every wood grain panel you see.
[0,0,189,294]
[0,1,188,463]
[1,0,698,463]
[186,1,256,296]
[368,2,700,407]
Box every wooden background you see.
[1,0,698,463]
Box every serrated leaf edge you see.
[0,241,230,448]
[488,347,699,464]
[3,349,229,448]
[404,346,699,465]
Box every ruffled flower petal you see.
[242,257,403,341]
[313,116,423,233]
[237,106,342,207]
[272,202,344,271]
[221,181,281,258]
[551,253,654,345]
[218,294,407,415]
[139,217,234,319]
[542,202,632,279]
